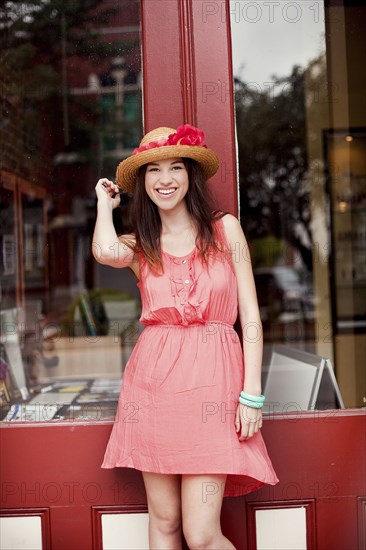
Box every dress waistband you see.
[142,321,235,329]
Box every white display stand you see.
[0,308,29,400]
[263,345,345,413]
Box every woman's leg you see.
[142,471,183,550]
[181,474,236,550]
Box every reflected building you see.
[1,0,142,321]
[230,1,366,407]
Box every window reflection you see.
[0,1,142,421]
[231,2,328,352]
[230,0,366,408]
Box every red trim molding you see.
[358,497,366,550]
[178,0,197,124]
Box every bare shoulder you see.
[220,213,246,242]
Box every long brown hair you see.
[121,158,226,273]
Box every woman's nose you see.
[158,170,173,184]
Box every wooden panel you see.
[91,504,148,550]
[47,506,93,550]
[0,516,43,549]
[316,497,359,550]
[258,410,366,501]
[358,497,366,550]
[141,0,183,131]
[0,508,51,550]
[1,411,365,549]
[192,0,238,215]
[247,500,316,550]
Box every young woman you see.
[93,125,278,550]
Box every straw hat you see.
[115,124,219,192]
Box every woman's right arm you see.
[92,178,137,268]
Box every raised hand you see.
[95,178,121,209]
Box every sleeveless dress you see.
[101,216,279,497]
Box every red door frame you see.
[1,2,366,549]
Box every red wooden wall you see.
[1,411,365,549]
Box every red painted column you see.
[141,0,238,215]
[192,0,238,214]
[141,0,184,131]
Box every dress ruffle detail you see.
[167,251,205,326]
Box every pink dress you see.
[101,216,279,497]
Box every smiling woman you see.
[1,1,365,548]
[144,158,189,206]
[92,123,279,550]
[98,126,223,274]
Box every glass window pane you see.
[0,0,143,422]
[230,0,365,409]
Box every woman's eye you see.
[172,165,183,170]
[148,167,159,172]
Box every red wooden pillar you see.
[141,0,238,215]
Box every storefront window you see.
[0,1,143,422]
[230,0,365,409]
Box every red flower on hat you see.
[167,124,206,146]
[132,138,166,155]
[132,125,207,155]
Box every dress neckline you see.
[161,246,197,259]
[160,217,223,259]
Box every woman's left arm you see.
[222,214,264,440]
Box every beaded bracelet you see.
[239,396,264,409]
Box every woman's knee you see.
[181,474,226,549]
[149,507,182,536]
[183,523,217,549]
[142,472,182,535]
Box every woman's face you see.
[144,157,189,211]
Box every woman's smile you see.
[145,157,189,208]
[155,187,178,198]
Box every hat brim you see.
[115,145,219,192]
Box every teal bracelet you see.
[239,396,264,409]
[240,391,265,403]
